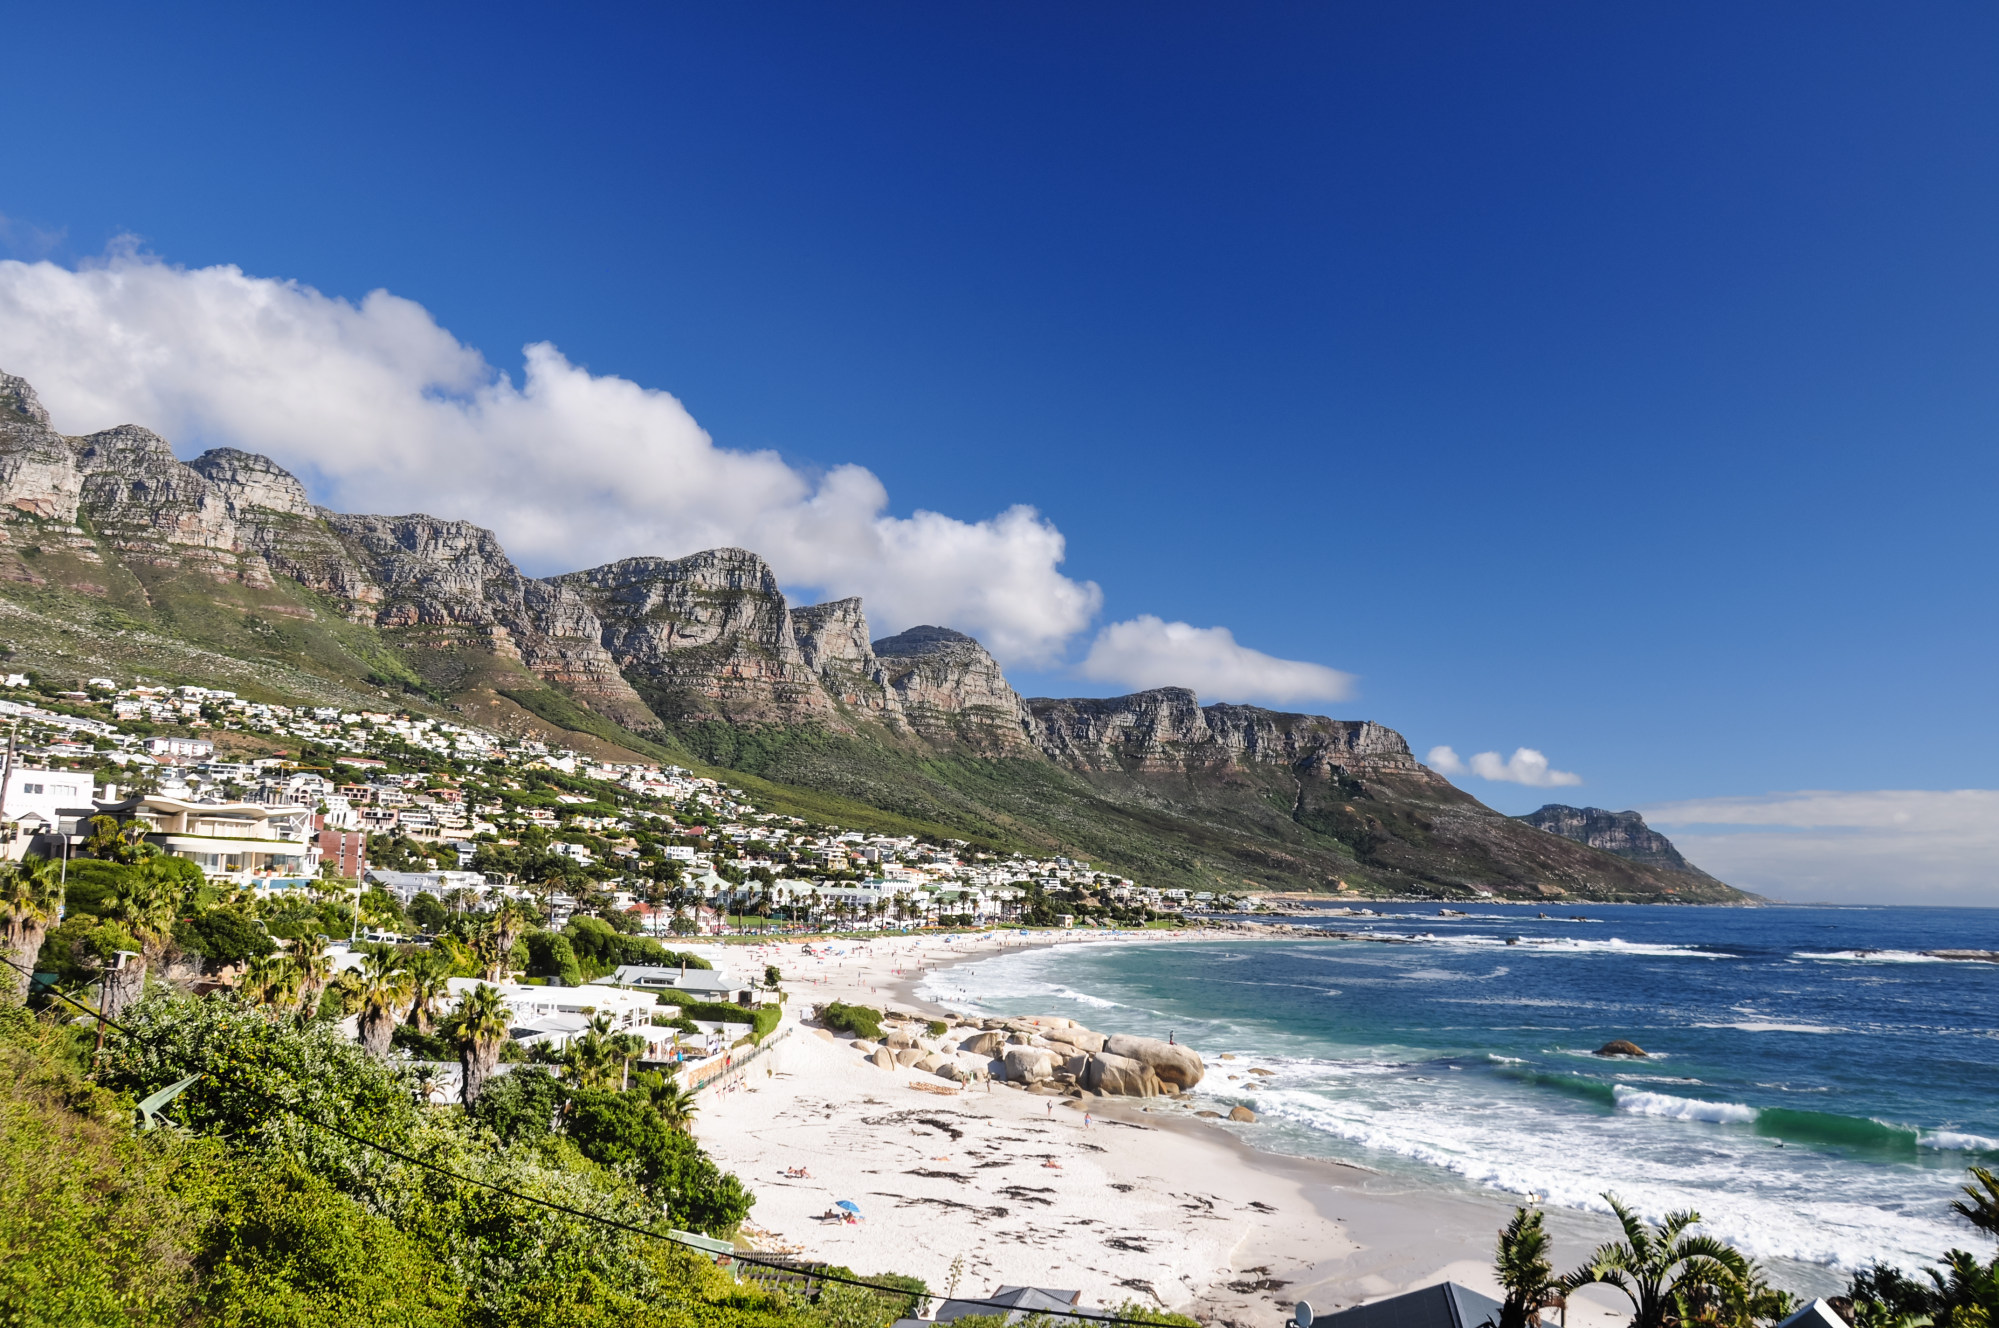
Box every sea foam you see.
[1919,1130,1999,1153]
[1612,1084,1761,1124]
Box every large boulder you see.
[1083,1052,1162,1097]
[1595,1039,1648,1058]
[1002,1046,1058,1083]
[1060,1052,1091,1080]
[1228,1105,1257,1123]
[896,1048,924,1067]
[1105,1034,1205,1089]
[963,1030,1007,1057]
[1042,1026,1107,1055]
[870,1047,897,1071]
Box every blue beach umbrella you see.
[835,1200,861,1213]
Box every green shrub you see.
[175,906,275,966]
[466,1066,569,1146]
[564,917,711,973]
[5,984,794,1328]
[565,1089,754,1236]
[390,1025,456,1061]
[190,1151,466,1327]
[653,996,782,1042]
[814,1270,930,1323]
[817,1003,883,1041]
[925,1020,947,1038]
[526,929,586,986]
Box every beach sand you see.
[687,931,1633,1328]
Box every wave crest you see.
[1612,1084,1760,1124]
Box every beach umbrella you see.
[835,1200,861,1213]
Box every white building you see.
[95,791,318,882]
[594,964,751,1004]
[145,736,216,762]
[442,978,669,1056]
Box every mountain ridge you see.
[0,369,1738,902]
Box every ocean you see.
[917,904,1999,1279]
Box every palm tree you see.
[295,944,335,1019]
[454,982,511,1105]
[562,1015,618,1089]
[1565,1195,1751,1328]
[472,899,531,980]
[409,1062,442,1106]
[1496,1206,1557,1328]
[403,947,452,1033]
[1951,1166,1999,1237]
[240,952,302,1010]
[342,945,411,1058]
[642,1075,698,1131]
[99,859,183,1019]
[0,856,62,1003]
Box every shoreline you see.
[687,930,1638,1325]
[689,928,1848,1323]
[882,932,1647,1324]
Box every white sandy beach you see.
[685,931,1635,1328]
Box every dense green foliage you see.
[816,1002,885,1041]
[0,992,821,1328]
[175,905,276,965]
[651,992,782,1042]
[565,1088,754,1233]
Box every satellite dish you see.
[1295,1302,1315,1328]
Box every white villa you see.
[442,977,671,1057]
[95,791,318,882]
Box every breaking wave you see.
[1613,1084,1761,1123]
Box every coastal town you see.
[0,671,1243,930]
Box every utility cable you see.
[8,955,1185,1327]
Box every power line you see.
[8,957,1184,1327]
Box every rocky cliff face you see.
[0,365,1745,904]
[872,625,1039,754]
[0,373,50,429]
[322,513,653,726]
[187,448,317,518]
[552,549,836,724]
[1028,688,1422,779]
[0,375,85,524]
[1517,805,1718,881]
[792,597,908,721]
[0,383,348,593]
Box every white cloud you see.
[0,245,1101,664]
[1642,789,1999,905]
[1426,744,1582,787]
[1076,615,1354,705]
[1426,745,1469,775]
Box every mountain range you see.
[0,369,1740,902]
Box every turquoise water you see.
[919,904,1999,1273]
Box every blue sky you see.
[4,4,1998,898]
